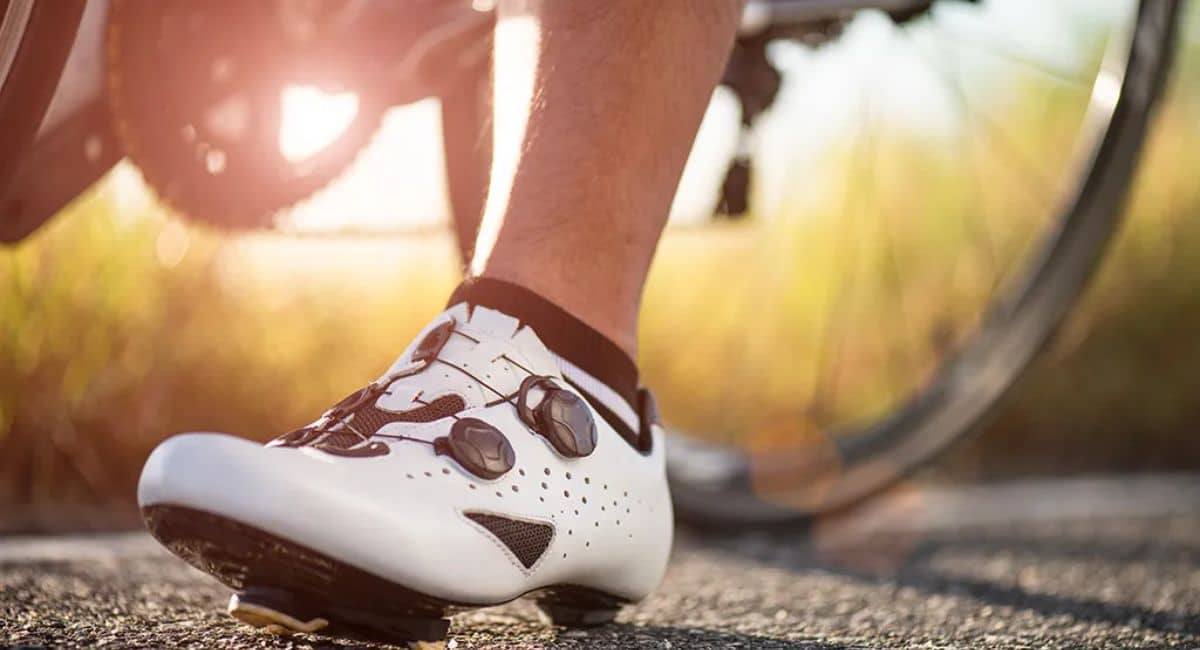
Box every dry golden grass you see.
[3,35,1200,532]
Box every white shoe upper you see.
[138,303,673,605]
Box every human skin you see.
[471,0,743,356]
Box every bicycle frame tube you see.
[741,0,932,34]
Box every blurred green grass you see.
[3,19,1200,533]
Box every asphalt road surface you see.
[3,475,1200,649]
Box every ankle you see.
[469,265,640,358]
[448,277,644,446]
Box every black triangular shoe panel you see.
[464,512,554,569]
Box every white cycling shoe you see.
[138,302,672,646]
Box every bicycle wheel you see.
[660,0,1183,526]
[0,0,85,196]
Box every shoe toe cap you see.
[138,432,269,509]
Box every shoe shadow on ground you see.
[543,624,849,650]
[4,486,1199,649]
[695,517,1200,640]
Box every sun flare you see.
[278,84,361,163]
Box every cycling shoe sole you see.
[141,505,627,645]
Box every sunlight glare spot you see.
[1090,69,1121,113]
[156,220,191,268]
[472,14,539,272]
[205,149,227,174]
[279,85,360,163]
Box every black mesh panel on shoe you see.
[465,512,554,569]
[318,432,363,450]
[350,394,466,436]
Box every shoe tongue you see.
[381,304,556,380]
[382,306,466,378]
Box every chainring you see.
[105,0,386,230]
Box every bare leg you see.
[471,1,741,356]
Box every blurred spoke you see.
[810,118,858,421]
[811,90,877,425]
[869,118,916,398]
[929,14,1093,89]
[911,30,1057,208]
[942,42,1004,301]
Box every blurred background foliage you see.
[3,7,1200,533]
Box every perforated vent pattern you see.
[465,512,554,569]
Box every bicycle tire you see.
[666,0,1184,527]
[0,0,85,200]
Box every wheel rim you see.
[658,0,1181,525]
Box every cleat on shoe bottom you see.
[227,585,450,643]
[140,303,673,645]
[536,587,625,627]
[228,590,329,634]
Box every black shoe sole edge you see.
[141,505,628,643]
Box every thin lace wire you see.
[293,324,553,448]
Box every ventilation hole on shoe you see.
[464,512,554,569]
[624,491,628,497]
[519,469,526,476]
[616,520,621,525]
[586,541,590,548]
[496,491,503,498]
[544,468,551,476]
[442,468,451,475]
[406,473,414,479]
[469,484,476,490]
[603,484,608,490]
[568,529,572,536]
[424,471,432,477]
[601,506,605,511]
[625,508,630,514]
[565,472,572,480]
[574,510,579,516]
[563,490,570,498]
[541,482,548,489]
[539,496,545,502]
[563,553,567,559]
[582,497,587,504]
[584,477,590,484]
[594,522,599,527]
[511,485,520,493]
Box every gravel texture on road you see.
[3,478,1199,649]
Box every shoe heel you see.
[535,587,625,627]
